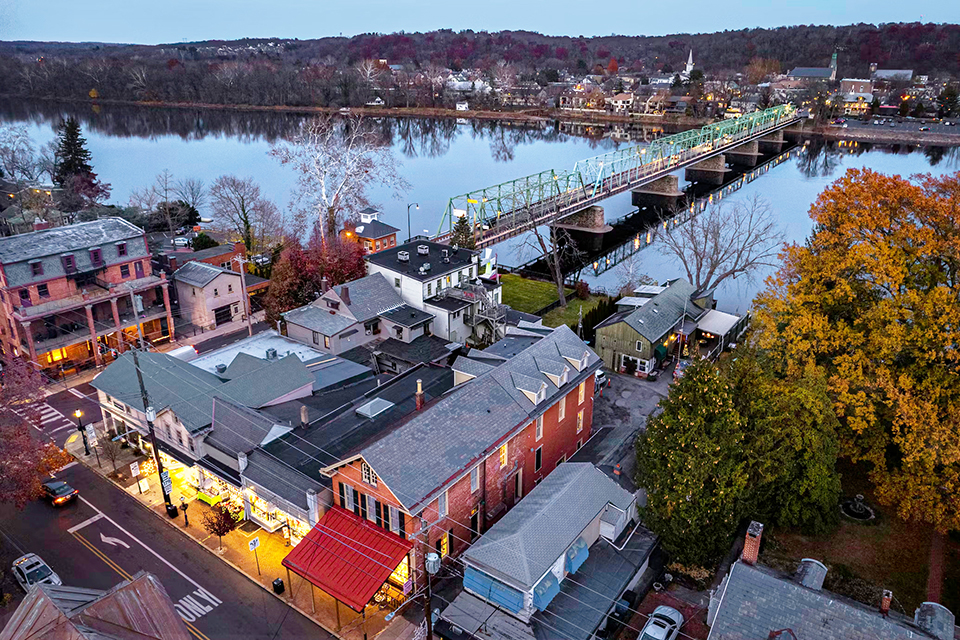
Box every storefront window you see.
[389,556,409,587]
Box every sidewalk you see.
[63,426,419,640]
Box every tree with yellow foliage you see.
[754,168,960,531]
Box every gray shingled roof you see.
[452,356,496,378]
[709,561,945,640]
[92,351,313,433]
[360,325,600,513]
[0,217,144,264]
[788,67,834,78]
[327,272,401,322]
[464,463,636,590]
[283,305,357,336]
[380,304,434,327]
[206,398,280,457]
[619,279,705,343]
[353,219,400,240]
[173,261,237,288]
[185,244,237,260]
[243,449,324,511]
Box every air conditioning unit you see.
[266,348,277,360]
[422,262,431,271]
[417,245,429,255]
[398,251,410,262]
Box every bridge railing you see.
[437,104,797,240]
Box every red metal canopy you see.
[282,505,413,612]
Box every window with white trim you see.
[470,466,480,492]
[341,482,355,510]
[389,506,400,533]
[536,385,546,404]
[558,397,566,421]
[438,490,448,518]
[536,415,543,441]
[577,409,584,433]
[561,367,569,385]
[535,446,542,472]
[578,381,586,404]
[361,461,378,487]
[366,494,377,522]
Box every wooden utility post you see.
[233,255,254,337]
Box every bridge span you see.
[435,105,803,249]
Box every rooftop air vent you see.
[266,348,278,360]
[443,257,450,263]
[418,245,429,255]
[422,262,431,272]
[215,363,227,374]
[441,249,449,258]
[398,251,410,262]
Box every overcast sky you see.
[0,0,956,44]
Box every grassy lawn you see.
[759,461,931,614]
[500,274,573,315]
[541,294,610,328]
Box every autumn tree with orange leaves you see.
[753,168,960,531]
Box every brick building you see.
[281,324,600,617]
[0,218,174,376]
[341,208,400,254]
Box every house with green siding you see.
[594,279,727,376]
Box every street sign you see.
[160,470,172,495]
[85,424,98,446]
[138,479,150,493]
[129,462,140,477]
[248,537,260,552]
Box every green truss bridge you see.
[436,104,803,249]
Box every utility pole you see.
[131,349,173,512]
[425,552,440,640]
[233,255,254,337]
[128,287,145,349]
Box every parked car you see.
[12,554,61,591]
[175,227,188,235]
[173,237,190,248]
[673,360,693,381]
[919,126,931,131]
[639,606,685,640]
[42,480,78,506]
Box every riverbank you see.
[815,125,960,146]
[0,94,711,128]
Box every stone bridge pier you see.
[684,154,728,186]
[782,119,808,142]
[725,139,762,167]
[555,205,612,252]
[631,175,685,210]
[757,131,785,154]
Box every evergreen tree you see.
[53,118,93,186]
[450,214,476,250]
[637,362,749,566]
[190,232,219,251]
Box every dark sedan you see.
[42,480,78,506]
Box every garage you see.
[213,305,233,326]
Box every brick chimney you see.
[742,521,763,565]
[880,590,893,616]
[321,276,330,293]
[415,378,424,411]
[341,286,351,306]
[300,405,309,428]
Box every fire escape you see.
[439,280,507,342]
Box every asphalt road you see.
[0,462,332,640]
[835,117,959,133]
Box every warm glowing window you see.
[46,348,67,363]
[499,443,508,468]
[578,381,585,404]
[577,410,584,433]
[389,556,409,585]
[439,532,449,557]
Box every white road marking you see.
[77,495,207,590]
[100,532,130,549]
[68,513,104,533]
[59,461,78,471]
[68,389,86,399]
[174,588,222,622]
[50,424,77,434]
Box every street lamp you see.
[407,203,419,242]
[179,496,189,527]
[424,552,440,640]
[74,410,90,456]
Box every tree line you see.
[1,24,958,109]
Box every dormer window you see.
[29,261,43,277]
[90,248,103,267]
[560,366,569,385]
[326,300,340,310]
[61,254,76,274]
[116,242,127,257]
[536,385,546,404]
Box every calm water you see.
[3,100,958,313]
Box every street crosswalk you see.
[36,403,77,435]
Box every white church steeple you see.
[685,49,695,76]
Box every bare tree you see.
[270,115,408,243]
[129,170,183,235]
[355,59,384,85]
[613,252,656,296]
[0,126,46,219]
[657,194,783,297]
[175,177,206,213]
[519,225,584,309]
[208,175,280,253]
[99,437,123,473]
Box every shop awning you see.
[196,455,242,487]
[653,344,668,362]
[156,441,199,468]
[282,505,413,612]
[565,537,589,574]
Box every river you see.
[3,100,959,313]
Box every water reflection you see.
[796,137,960,178]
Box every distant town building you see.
[788,52,838,81]
[872,68,914,82]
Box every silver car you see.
[639,605,685,640]
[12,553,62,591]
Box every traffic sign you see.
[160,470,172,494]
[249,537,260,552]
[85,424,98,446]
[129,461,140,477]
